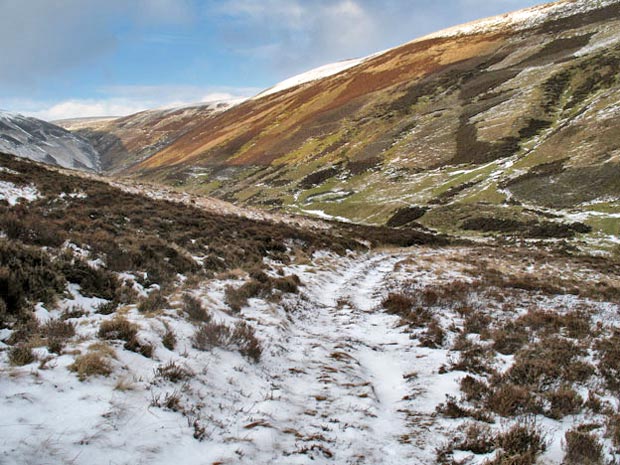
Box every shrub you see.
[563,429,603,465]
[487,421,546,465]
[585,391,604,414]
[516,308,562,334]
[382,293,414,316]
[419,319,445,348]
[151,391,182,412]
[223,274,298,311]
[192,320,261,362]
[382,291,434,327]
[59,256,120,300]
[505,336,587,389]
[404,306,433,327]
[69,352,112,380]
[98,317,138,342]
[155,361,193,383]
[124,337,154,358]
[456,423,496,454]
[463,311,491,334]
[562,309,592,339]
[138,290,169,313]
[8,345,36,366]
[42,319,75,340]
[545,385,583,420]
[451,344,494,375]
[0,241,65,323]
[486,383,541,417]
[114,282,139,305]
[225,280,263,312]
[232,322,262,362]
[272,275,300,294]
[182,294,210,322]
[5,317,39,345]
[436,396,469,419]
[62,306,87,320]
[460,375,489,403]
[437,422,496,463]
[162,326,177,350]
[606,414,620,451]
[596,330,620,391]
[192,321,232,350]
[42,319,75,353]
[491,323,529,355]
[98,317,152,356]
[0,211,67,247]
[47,338,64,355]
[96,301,118,315]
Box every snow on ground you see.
[419,0,619,41]
[251,1,619,103]
[0,251,456,464]
[1,247,619,464]
[253,58,366,100]
[0,110,100,172]
[0,180,40,205]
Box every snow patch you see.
[253,58,366,100]
[0,180,40,205]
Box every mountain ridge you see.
[0,111,100,172]
[46,0,620,245]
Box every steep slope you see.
[2,151,620,464]
[0,111,100,171]
[72,0,620,242]
[57,100,242,173]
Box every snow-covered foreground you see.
[0,251,459,465]
[2,247,619,464]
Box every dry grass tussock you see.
[393,246,620,463]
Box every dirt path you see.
[244,253,442,464]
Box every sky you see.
[0,0,545,121]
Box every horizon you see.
[1,0,545,121]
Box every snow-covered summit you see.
[253,58,368,100]
[418,0,618,41]
[150,97,247,114]
[0,110,100,172]
[252,0,618,101]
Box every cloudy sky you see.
[0,0,544,120]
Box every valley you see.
[1,153,620,464]
[51,0,620,247]
[1,1,620,464]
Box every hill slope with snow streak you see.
[0,111,100,172]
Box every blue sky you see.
[0,0,544,120]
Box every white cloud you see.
[26,100,149,121]
[10,85,260,121]
[213,0,544,79]
[215,0,380,75]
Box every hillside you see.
[2,152,620,464]
[65,0,620,246]
[0,111,100,171]
[57,100,241,174]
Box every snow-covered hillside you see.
[417,0,619,41]
[253,58,367,100]
[0,111,100,171]
[3,247,620,465]
[252,0,620,102]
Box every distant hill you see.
[61,0,620,242]
[57,100,243,174]
[0,111,100,171]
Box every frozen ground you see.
[1,247,619,464]
[0,251,456,464]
